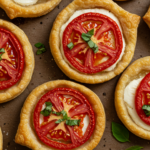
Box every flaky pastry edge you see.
[0,0,62,19]
[50,0,140,84]
[15,80,105,150]
[115,56,150,140]
[0,19,34,103]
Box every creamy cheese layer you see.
[124,77,150,131]
[60,9,126,72]
[14,0,38,6]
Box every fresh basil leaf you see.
[81,34,90,41]
[61,110,70,120]
[0,48,5,53]
[87,29,94,36]
[142,105,150,117]
[126,146,143,150]
[55,119,65,124]
[36,48,46,55]
[52,111,61,116]
[40,102,52,116]
[35,42,45,48]
[88,40,95,48]
[112,122,130,142]
[40,109,50,116]
[66,119,81,126]
[67,42,74,50]
[45,102,52,111]
[0,54,3,61]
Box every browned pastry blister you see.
[15,80,105,150]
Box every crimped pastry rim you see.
[15,80,105,150]
[115,56,150,140]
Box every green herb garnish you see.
[126,146,143,150]
[67,42,74,50]
[40,102,52,116]
[0,48,5,61]
[81,29,99,53]
[142,105,150,117]
[55,119,65,124]
[66,119,81,126]
[52,111,61,116]
[112,122,130,142]
[35,42,46,55]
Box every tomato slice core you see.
[34,88,95,149]
[63,12,123,74]
[0,28,24,90]
[135,73,150,125]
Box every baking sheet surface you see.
[0,0,150,149]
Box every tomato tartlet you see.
[0,20,34,103]
[15,80,105,150]
[0,0,62,19]
[50,0,140,84]
[143,6,150,28]
[0,128,2,150]
[115,57,150,140]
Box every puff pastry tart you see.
[0,128,2,150]
[0,0,62,19]
[143,6,150,28]
[0,19,34,103]
[15,80,105,150]
[115,57,150,140]
[50,0,140,84]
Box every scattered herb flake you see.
[142,105,150,117]
[67,42,74,50]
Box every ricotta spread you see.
[124,77,150,131]
[14,0,38,6]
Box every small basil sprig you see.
[126,146,143,150]
[66,119,81,126]
[40,102,52,116]
[35,42,46,55]
[67,42,74,50]
[81,29,99,53]
[112,122,130,142]
[142,105,150,117]
[0,48,5,61]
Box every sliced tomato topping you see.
[34,88,95,149]
[135,73,150,125]
[63,12,123,74]
[0,28,24,90]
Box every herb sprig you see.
[35,43,46,55]
[142,105,150,117]
[126,146,143,150]
[0,48,5,61]
[40,102,81,126]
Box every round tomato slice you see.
[0,28,24,90]
[135,73,150,125]
[34,88,95,149]
[63,12,123,74]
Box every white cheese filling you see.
[14,0,38,6]
[60,9,126,72]
[124,77,150,131]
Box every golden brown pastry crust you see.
[0,128,2,150]
[0,19,34,103]
[50,0,140,84]
[0,0,62,19]
[143,6,150,28]
[115,56,150,140]
[15,80,105,150]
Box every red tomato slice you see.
[63,13,123,74]
[135,73,150,125]
[34,88,95,149]
[0,28,24,90]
